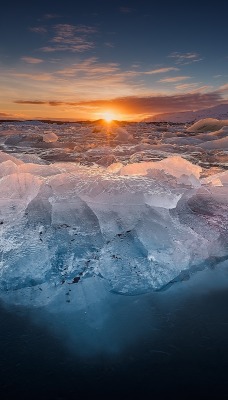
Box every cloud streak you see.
[12,72,53,81]
[14,91,223,117]
[21,57,44,64]
[158,76,191,83]
[175,83,199,90]
[168,52,203,65]
[30,26,47,34]
[54,60,179,80]
[0,111,25,119]
[40,24,96,53]
[0,112,14,117]
[72,92,223,113]
[144,67,179,75]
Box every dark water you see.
[1,269,228,399]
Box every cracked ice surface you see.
[0,120,227,308]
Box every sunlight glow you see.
[102,111,117,122]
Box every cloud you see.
[14,92,223,116]
[0,112,25,119]
[0,112,13,116]
[187,85,214,94]
[15,100,65,107]
[41,44,94,53]
[219,83,228,91]
[52,23,96,41]
[40,24,96,53]
[21,57,44,64]
[72,92,222,114]
[144,67,179,75]
[2,58,145,102]
[169,52,203,65]
[7,55,227,117]
[55,58,120,76]
[15,100,47,105]
[158,76,191,83]
[55,60,179,80]
[175,83,199,90]
[12,72,52,81]
[30,27,47,34]
[73,25,97,34]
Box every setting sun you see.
[101,111,117,122]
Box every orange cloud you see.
[14,92,223,117]
[219,83,228,91]
[144,67,179,75]
[12,72,53,81]
[175,83,199,90]
[0,111,25,119]
[21,57,44,64]
[158,76,191,83]
[15,100,47,105]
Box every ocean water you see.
[1,265,228,399]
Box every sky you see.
[0,0,228,121]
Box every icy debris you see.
[0,172,42,201]
[198,136,228,150]
[18,163,61,177]
[113,127,134,142]
[0,151,23,165]
[0,172,42,223]
[119,156,202,179]
[187,118,228,133]
[0,160,18,178]
[0,120,227,171]
[42,131,58,143]
[13,153,47,164]
[171,186,228,251]
[177,173,201,188]
[96,155,117,167]
[144,191,182,209]
[214,125,228,137]
[107,162,123,173]
[201,171,228,187]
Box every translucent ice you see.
[0,149,227,307]
[119,156,202,179]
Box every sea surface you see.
[1,270,228,399]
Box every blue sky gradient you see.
[0,0,227,120]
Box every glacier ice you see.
[0,135,227,309]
